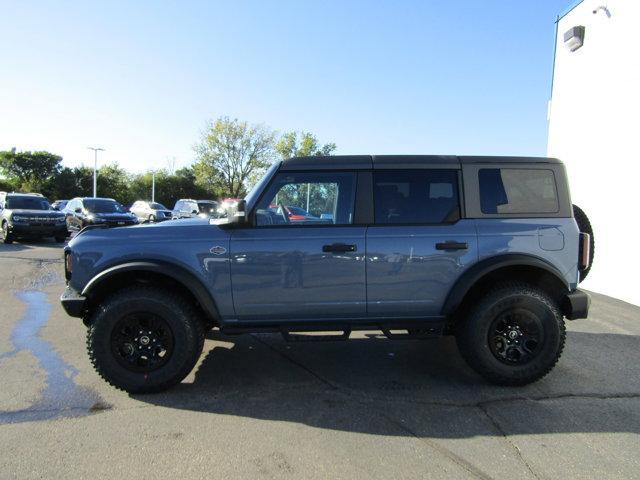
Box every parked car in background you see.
[130,200,173,223]
[63,197,138,231]
[217,197,241,217]
[51,200,69,211]
[1,192,68,243]
[172,199,220,220]
[269,205,320,222]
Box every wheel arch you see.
[443,254,570,324]
[81,261,220,326]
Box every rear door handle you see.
[323,243,357,253]
[435,241,468,251]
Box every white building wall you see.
[548,0,640,305]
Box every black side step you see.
[380,327,441,340]
[281,328,351,342]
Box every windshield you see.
[84,199,127,213]
[198,202,218,214]
[6,196,51,210]
[245,162,280,209]
[150,202,166,210]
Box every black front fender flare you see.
[81,261,220,322]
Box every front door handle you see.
[323,243,357,253]
[435,241,468,251]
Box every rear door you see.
[229,170,366,321]
[366,169,478,317]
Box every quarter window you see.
[373,170,460,224]
[255,172,356,226]
[479,169,559,214]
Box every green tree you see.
[95,164,132,204]
[0,148,62,193]
[273,131,337,213]
[129,167,211,209]
[275,131,336,159]
[194,117,276,198]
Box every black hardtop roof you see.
[280,155,561,170]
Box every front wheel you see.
[148,215,156,223]
[456,282,565,386]
[1,222,13,244]
[87,286,205,393]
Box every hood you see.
[70,217,224,245]
[93,212,136,219]
[10,209,63,217]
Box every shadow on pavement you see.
[136,330,640,438]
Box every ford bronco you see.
[60,155,593,393]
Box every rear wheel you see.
[148,215,156,223]
[456,282,565,386]
[1,222,13,244]
[87,286,205,393]
[573,204,594,282]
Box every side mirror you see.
[227,199,247,226]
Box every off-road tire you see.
[573,204,594,282]
[87,286,205,393]
[456,282,565,386]
[1,222,13,244]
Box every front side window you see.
[254,172,356,226]
[479,168,558,214]
[373,170,460,224]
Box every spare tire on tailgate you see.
[573,204,594,282]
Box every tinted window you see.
[197,202,218,214]
[83,199,126,213]
[479,169,558,214]
[6,196,51,210]
[255,172,355,226]
[150,202,166,210]
[374,170,460,224]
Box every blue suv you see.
[61,155,592,393]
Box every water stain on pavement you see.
[0,290,108,424]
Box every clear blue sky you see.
[0,0,571,173]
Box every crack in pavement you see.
[478,403,540,480]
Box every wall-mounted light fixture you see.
[564,26,585,52]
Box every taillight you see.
[579,233,590,271]
[65,251,73,280]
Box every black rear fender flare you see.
[442,254,570,317]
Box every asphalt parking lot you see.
[0,241,639,479]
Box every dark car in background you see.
[129,201,172,223]
[1,192,68,243]
[172,199,220,220]
[63,197,138,232]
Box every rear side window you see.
[373,170,460,224]
[479,169,559,214]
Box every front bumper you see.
[9,222,68,237]
[60,286,86,318]
[564,289,591,320]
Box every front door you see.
[230,170,366,321]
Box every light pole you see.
[87,147,105,197]
[151,171,156,203]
